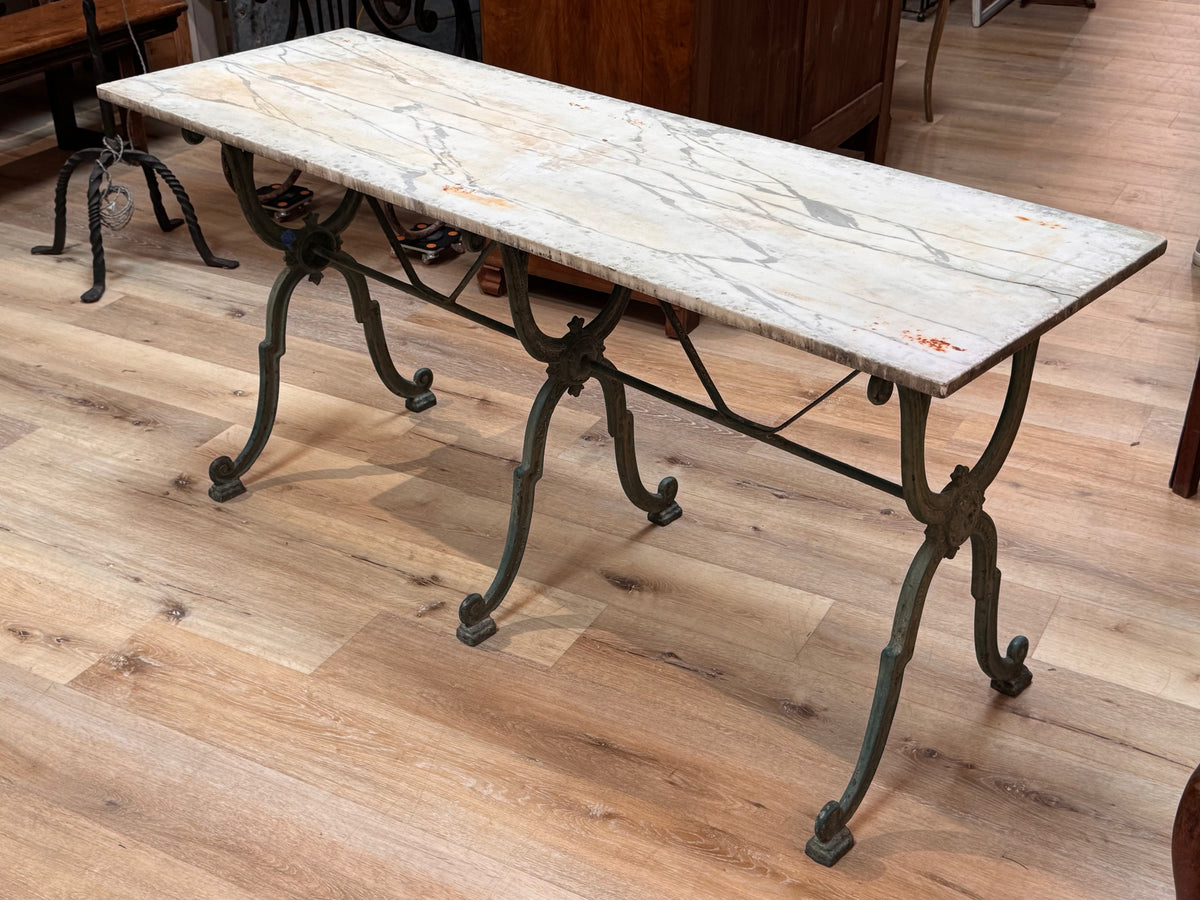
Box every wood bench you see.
[0,0,187,149]
[99,30,1165,867]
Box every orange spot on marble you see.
[1017,214,1063,229]
[442,185,513,208]
[902,330,965,353]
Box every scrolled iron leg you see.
[598,373,681,526]
[31,148,100,257]
[82,161,107,303]
[33,146,234,302]
[970,511,1031,697]
[126,150,238,271]
[140,160,184,232]
[806,343,1039,864]
[340,266,436,412]
[458,378,568,646]
[208,266,305,502]
[456,246,639,646]
[806,539,943,866]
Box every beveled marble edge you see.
[98,30,1167,397]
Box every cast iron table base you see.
[208,145,1036,866]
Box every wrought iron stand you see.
[211,145,1038,867]
[31,0,236,302]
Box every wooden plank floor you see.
[2,1,1199,895]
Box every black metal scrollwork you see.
[270,0,479,60]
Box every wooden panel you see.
[479,0,558,80]
[637,0,694,116]
[482,0,898,156]
[0,0,187,67]
[482,0,646,103]
[146,12,194,70]
[691,0,805,142]
[801,0,894,133]
[803,82,885,151]
[555,0,643,100]
[483,0,693,113]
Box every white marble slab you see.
[99,29,1165,397]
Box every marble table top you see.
[99,29,1165,397]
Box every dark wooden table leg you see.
[1175,762,1200,900]
[1170,359,1200,497]
[44,65,103,151]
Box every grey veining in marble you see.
[99,29,1166,396]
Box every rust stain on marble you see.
[902,329,965,353]
[442,185,514,208]
[1016,215,1064,229]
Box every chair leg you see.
[1174,763,1200,900]
[925,0,952,122]
[31,149,102,257]
[1170,358,1200,497]
[82,161,108,303]
[126,151,239,271]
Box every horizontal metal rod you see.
[588,359,905,499]
[317,244,901,498]
[662,300,861,434]
[323,250,519,341]
[770,369,861,433]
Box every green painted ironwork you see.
[804,340,1038,865]
[209,146,437,502]
[457,247,682,646]
[211,146,1042,867]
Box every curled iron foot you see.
[401,367,437,413]
[989,635,1032,697]
[805,801,854,866]
[405,391,437,413]
[457,593,498,646]
[647,482,682,526]
[208,455,247,502]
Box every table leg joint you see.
[207,145,436,501]
[456,248,682,644]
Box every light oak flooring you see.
[2,1,1199,896]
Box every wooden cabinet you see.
[480,0,903,163]
[477,0,902,335]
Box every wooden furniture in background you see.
[1176,763,1200,900]
[1170,360,1200,497]
[0,0,189,150]
[480,0,903,161]
[1021,0,1095,8]
[477,0,903,335]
